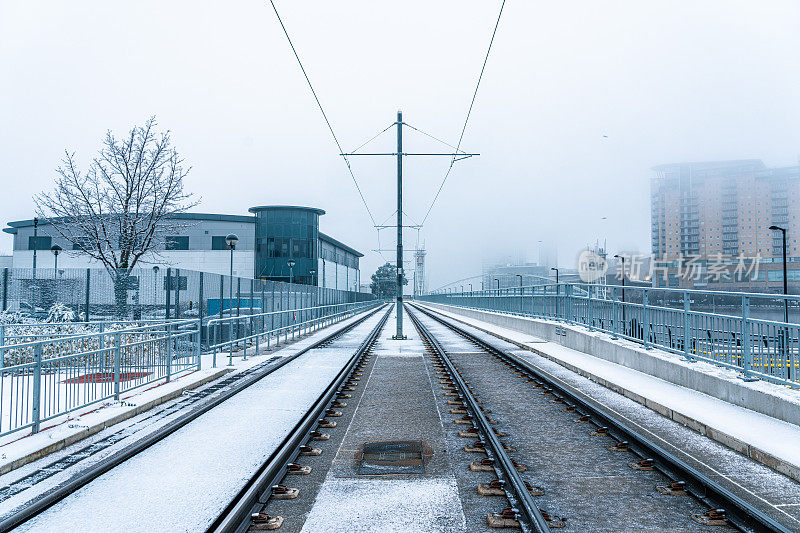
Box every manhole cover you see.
[357,441,426,475]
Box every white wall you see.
[11,250,254,278]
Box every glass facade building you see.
[250,206,324,284]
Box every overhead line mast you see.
[342,113,477,339]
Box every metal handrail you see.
[206,301,379,367]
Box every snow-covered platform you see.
[0,309,384,532]
[295,309,469,532]
[0,314,365,477]
[417,302,800,529]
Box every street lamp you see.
[50,244,62,273]
[32,217,39,279]
[494,278,500,290]
[225,234,239,277]
[469,283,473,295]
[769,225,789,325]
[152,266,160,310]
[287,259,296,285]
[309,269,316,286]
[225,234,238,318]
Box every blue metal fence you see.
[420,283,800,388]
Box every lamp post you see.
[32,217,39,279]
[309,269,316,287]
[494,278,500,290]
[287,259,295,285]
[225,234,238,318]
[469,283,473,295]
[152,266,160,310]
[769,225,789,325]
[50,244,62,273]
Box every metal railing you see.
[420,283,800,388]
[0,319,201,438]
[206,301,380,367]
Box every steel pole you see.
[781,229,788,324]
[394,110,406,339]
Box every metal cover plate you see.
[357,440,426,475]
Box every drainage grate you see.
[357,441,426,475]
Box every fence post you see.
[683,292,693,362]
[642,289,651,349]
[32,343,42,433]
[611,287,619,339]
[175,268,181,319]
[219,274,224,319]
[165,268,172,320]
[212,321,218,368]
[166,323,173,382]
[85,268,91,322]
[741,295,754,380]
[113,331,122,400]
[586,285,594,331]
[195,319,202,371]
[198,271,204,347]
[2,267,7,311]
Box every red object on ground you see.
[64,371,150,384]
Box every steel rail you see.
[0,304,387,533]
[207,304,393,533]
[412,303,792,533]
[405,305,551,533]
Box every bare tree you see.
[35,117,198,316]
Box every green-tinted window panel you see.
[165,236,189,250]
[211,236,229,250]
[28,236,52,250]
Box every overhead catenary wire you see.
[267,0,377,227]
[420,0,507,225]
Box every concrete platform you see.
[297,309,471,532]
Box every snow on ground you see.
[299,307,468,533]
[0,310,371,474]
[369,311,426,356]
[420,303,800,472]
[13,312,383,533]
[300,477,466,533]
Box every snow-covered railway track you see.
[208,304,392,533]
[409,303,791,533]
[0,304,387,532]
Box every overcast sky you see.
[2,1,799,289]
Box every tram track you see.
[0,303,386,533]
[408,304,550,533]
[208,304,393,533]
[409,303,790,533]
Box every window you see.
[72,237,92,251]
[165,236,189,250]
[211,236,229,250]
[28,236,51,250]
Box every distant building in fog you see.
[650,160,800,293]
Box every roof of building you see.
[319,232,363,258]
[248,205,326,215]
[4,209,363,257]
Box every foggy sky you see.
[1,1,799,289]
